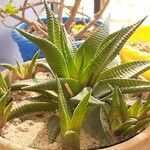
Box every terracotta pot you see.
[1,125,150,150]
[1,60,150,150]
[101,125,150,150]
[0,136,35,150]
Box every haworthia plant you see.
[56,77,91,150]
[102,87,150,143]
[1,51,40,80]
[15,12,150,98]
[1,0,150,149]
[0,74,12,131]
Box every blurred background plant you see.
[1,0,150,38]
[0,0,110,40]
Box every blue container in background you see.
[11,17,102,61]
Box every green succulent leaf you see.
[57,77,71,134]
[47,115,60,144]
[11,78,44,91]
[8,102,57,120]
[128,99,142,117]
[98,60,150,80]
[75,17,110,73]
[133,118,150,132]
[0,74,9,91]
[79,30,120,85]
[121,118,150,138]
[114,118,138,136]
[86,17,146,85]
[60,29,77,78]
[110,87,128,123]
[16,28,69,78]
[94,78,150,95]
[0,64,20,77]
[44,0,77,78]
[26,50,40,75]
[111,117,122,132]
[13,78,83,98]
[0,88,5,97]
[0,92,9,113]
[16,60,25,77]
[70,87,105,106]
[27,95,56,103]
[70,90,91,131]
[93,83,114,98]
[4,101,13,120]
[99,107,117,146]
[138,99,150,118]
[96,16,146,69]
[64,30,77,53]
[4,73,11,89]
[44,0,61,48]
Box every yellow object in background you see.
[127,26,150,44]
[120,45,150,62]
[120,26,150,80]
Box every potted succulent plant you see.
[1,1,150,150]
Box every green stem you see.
[62,131,80,150]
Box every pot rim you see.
[1,125,150,150]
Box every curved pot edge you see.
[0,136,36,150]
[102,125,150,150]
[1,125,150,150]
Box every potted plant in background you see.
[0,0,110,61]
[1,1,150,150]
